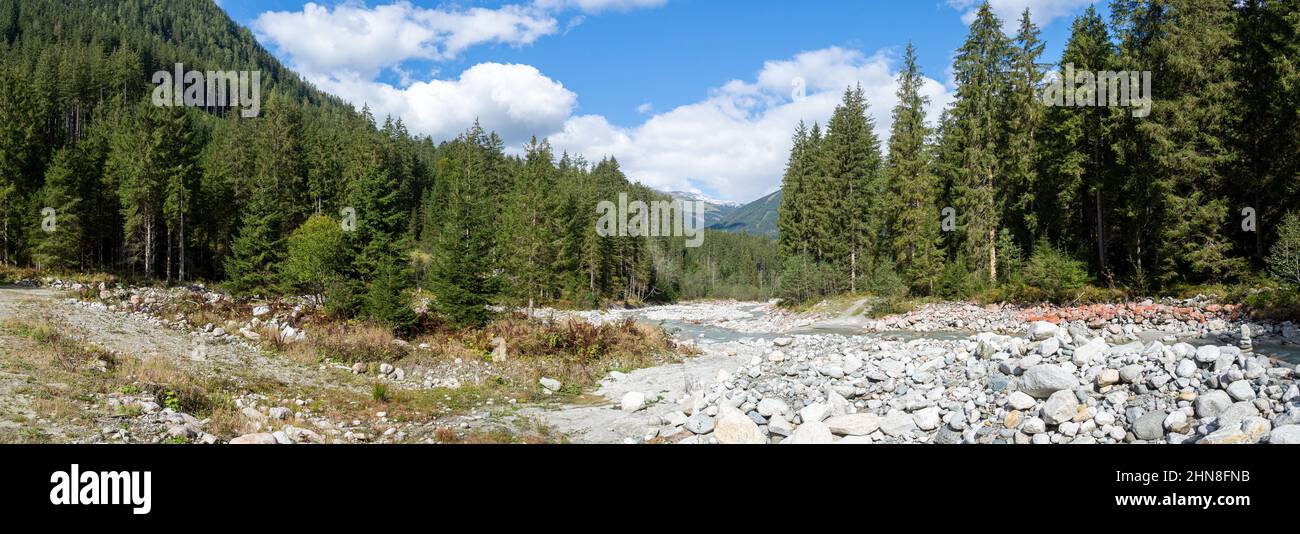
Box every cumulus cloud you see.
[550,46,953,203]
[946,0,1091,28]
[312,62,577,145]
[253,2,557,78]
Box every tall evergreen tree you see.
[949,1,1011,282]
[886,43,944,294]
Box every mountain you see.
[710,189,780,237]
[662,190,740,228]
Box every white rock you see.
[824,413,880,436]
[1041,390,1079,426]
[1007,391,1037,411]
[785,420,834,444]
[714,405,765,444]
[799,403,829,423]
[912,407,941,431]
[621,391,646,412]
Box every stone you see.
[1007,391,1037,411]
[1029,321,1058,341]
[1175,359,1197,378]
[1073,339,1107,366]
[1004,410,1023,429]
[1241,417,1271,442]
[621,391,646,412]
[684,413,714,434]
[913,407,941,431]
[1119,365,1144,384]
[1269,425,1300,444]
[1226,380,1256,402]
[768,414,795,436]
[1194,390,1232,418]
[1163,411,1188,433]
[1041,390,1079,426]
[824,413,880,436]
[1039,338,1059,358]
[773,337,793,347]
[1020,365,1079,398]
[1134,411,1167,440]
[1200,424,1251,444]
[490,337,508,362]
[880,413,917,437]
[1096,369,1121,387]
[539,377,562,392]
[229,433,277,445]
[268,407,291,420]
[757,398,790,417]
[799,402,829,423]
[1022,417,1046,434]
[714,405,765,444]
[1216,402,1261,430]
[785,420,834,444]
[351,362,366,374]
[1195,345,1221,363]
[251,305,271,317]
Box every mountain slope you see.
[710,189,780,237]
[662,190,739,228]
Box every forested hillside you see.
[0,0,778,330]
[711,189,780,237]
[778,1,1300,303]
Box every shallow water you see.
[627,303,1300,364]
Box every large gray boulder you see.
[1020,365,1079,398]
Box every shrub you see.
[279,214,346,302]
[1019,240,1091,302]
[363,262,418,335]
[1267,211,1300,288]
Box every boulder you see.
[1020,365,1079,398]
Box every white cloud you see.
[312,63,577,146]
[946,0,1091,29]
[549,46,954,203]
[253,2,558,78]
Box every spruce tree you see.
[886,43,944,294]
[1002,9,1045,250]
[822,85,883,292]
[949,1,1010,283]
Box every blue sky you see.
[218,0,1105,203]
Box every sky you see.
[215,0,1106,203]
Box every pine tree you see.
[777,121,809,260]
[1115,0,1244,284]
[886,43,944,294]
[949,1,1010,283]
[1040,5,1116,273]
[29,148,81,271]
[1002,9,1045,249]
[427,130,500,328]
[822,85,883,292]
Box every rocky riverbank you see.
[578,318,1300,444]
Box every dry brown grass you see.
[309,322,411,363]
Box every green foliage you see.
[1018,240,1091,302]
[362,262,417,335]
[1267,211,1300,287]
[280,214,345,300]
[372,383,390,403]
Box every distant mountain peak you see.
[665,190,742,208]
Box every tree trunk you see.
[1095,189,1106,273]
[988,227,997,282]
